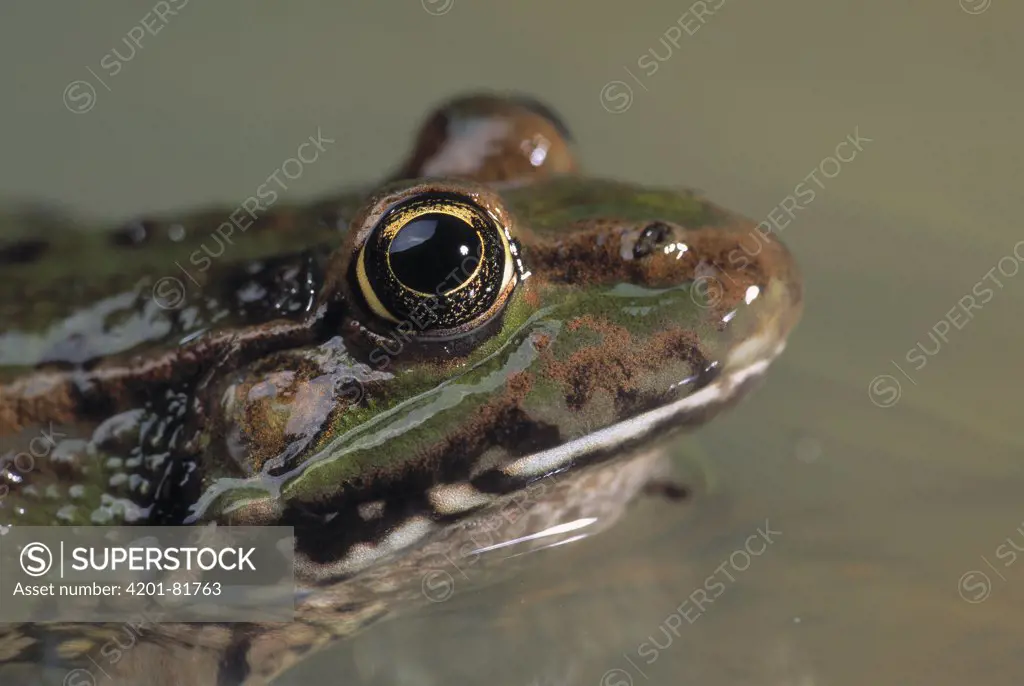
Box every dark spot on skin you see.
[0,238,48,265]
[218,635,252,686]
[632,222,671,259]
[489,407,562,457]
[287,491,431,567]
[470,467,531,495]
[224,249,326,323]
[67,375,118,423]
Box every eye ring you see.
[352,189,521,338]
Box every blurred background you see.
[2,0,1023,684]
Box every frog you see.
[0,93,802,685]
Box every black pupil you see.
[388,213,483,293]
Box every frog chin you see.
[295,445,665,592]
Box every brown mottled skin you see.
[0,93,801,685]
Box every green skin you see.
[0,95,801,685]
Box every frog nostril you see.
[632,222,672,259]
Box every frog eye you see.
[353,191,521,338]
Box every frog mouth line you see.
[296,338,789,582]
[498,339,789,480]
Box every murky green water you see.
[2,0,1022,683]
